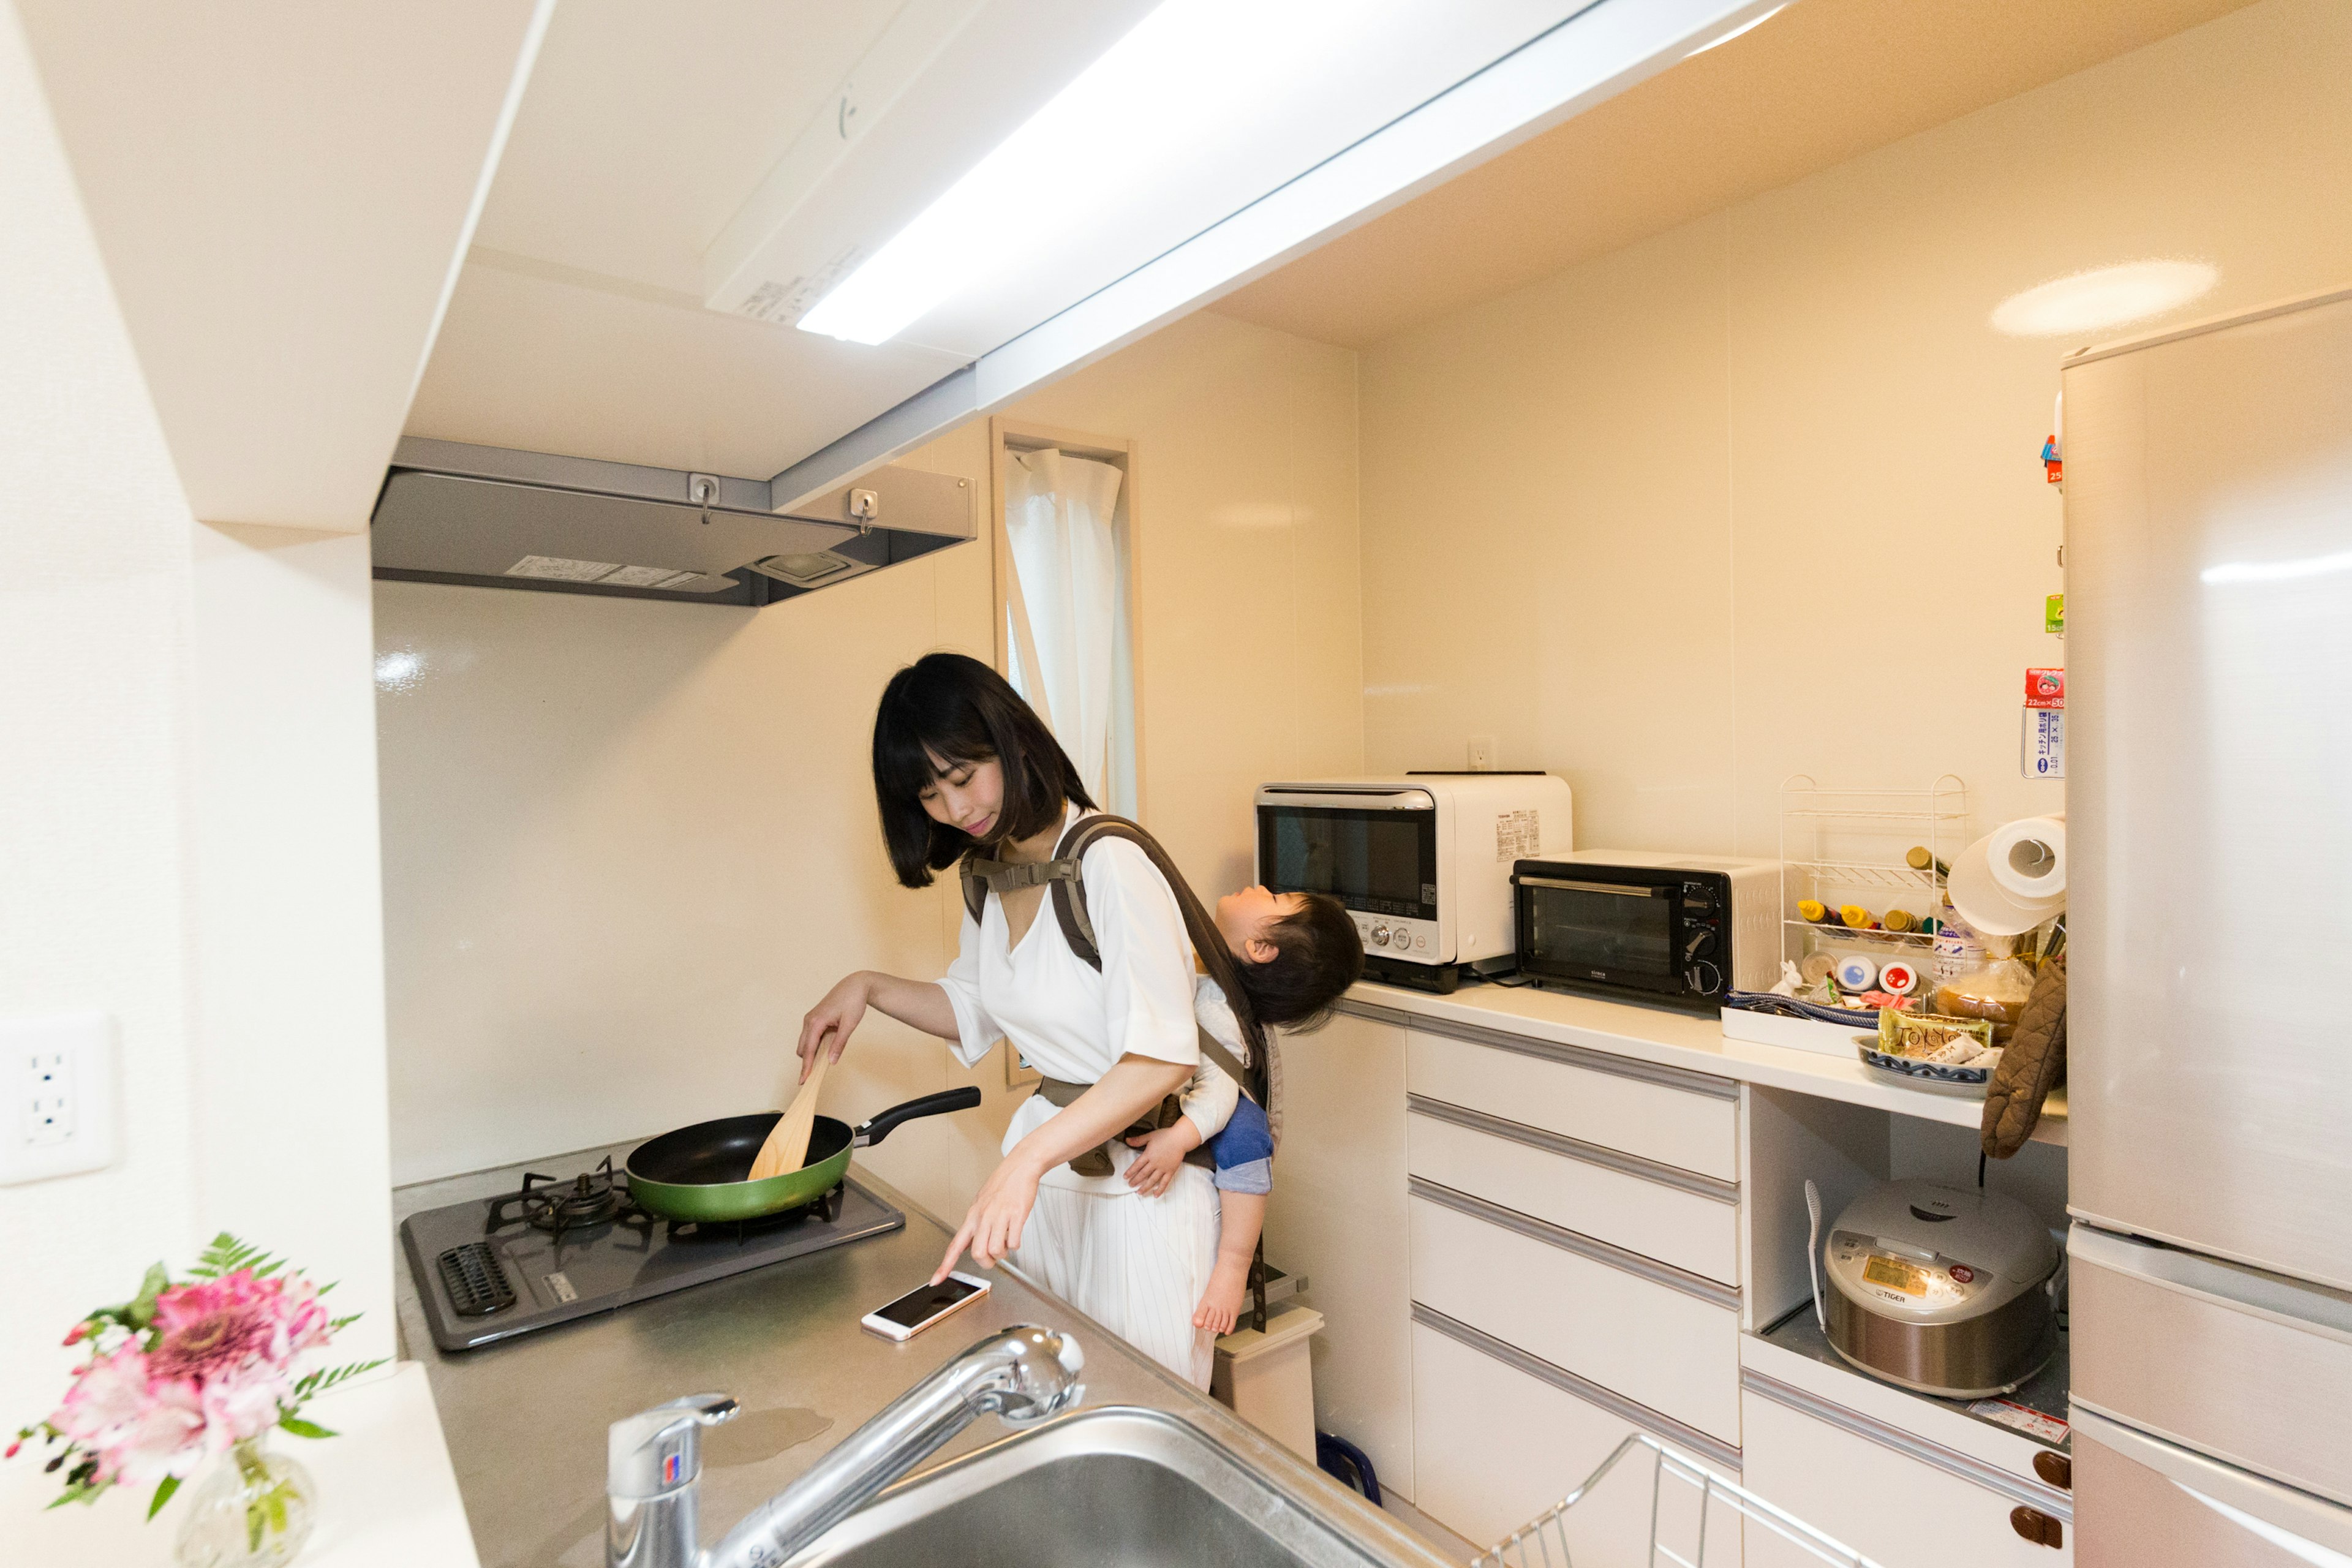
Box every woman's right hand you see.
[797,972,871,1082]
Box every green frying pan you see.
[624,1088,981,1224]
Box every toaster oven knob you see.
[1370,924,1390,947]
[1684,930,1718,960]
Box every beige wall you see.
[375,309,1362,1208]
[1357,0,2352,855]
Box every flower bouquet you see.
[11,1234,383,1568]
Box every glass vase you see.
[173,1436,317,1568]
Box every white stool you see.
[1211,1302,1324,1461]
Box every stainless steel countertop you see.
[393,1142,1449,1568]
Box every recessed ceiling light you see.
[1687,3,1787,56]
[799,0,1410,346]
[1991,260,2218,337]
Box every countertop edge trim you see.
[1408,1176,1744,1310]
[1740,1366,2073,1518]
[1404,1093,1740,1205]
[1338,998,1740,1101]
[1412,1303,1743,1474]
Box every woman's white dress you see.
[935,808,1226,1387]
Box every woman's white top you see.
[938,807,1226,1194]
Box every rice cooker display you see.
[1835,1235,1984,1308]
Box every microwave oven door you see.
[1257,796,1438,929]
[1518,874,1688,998]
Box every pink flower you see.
[148,1276,286,1383]
[49,1346,206,1485]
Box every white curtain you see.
[1005,447,1127,811]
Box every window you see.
[990,418,1142,817]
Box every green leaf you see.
[265,1485,287,1532]
[146,1476,180,1520]
[277,1417,336,1440]
[124,1261,170,1330]
[247,1496,265,1552]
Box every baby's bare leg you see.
[1195,1192,1268,1335]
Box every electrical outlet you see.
[1,1013,117,1185]
[1468,736,1497,771]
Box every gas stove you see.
[400,1155,904,1351]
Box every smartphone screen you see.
[872,1276,983,1331]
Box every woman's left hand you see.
[935,1151,1045,1281]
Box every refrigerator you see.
[2065,284,2352,1567]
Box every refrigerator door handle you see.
[2069,1224,2352,1345]
[2073,1409,2352,1564]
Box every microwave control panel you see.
[1678,877,1727,997]
[1352,911,1438,960]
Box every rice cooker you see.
[1815,1178,2061,1399]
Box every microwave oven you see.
[1256,774,1574,992]
[1512,850,1781,1010]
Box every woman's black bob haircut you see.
[872,652,1095,888]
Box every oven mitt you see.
[1981,952,2066,1159]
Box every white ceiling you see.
[17,0,548,532]
[405,0,1662,483]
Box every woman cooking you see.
[797,652,1223,1386]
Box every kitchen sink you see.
[783,1407,1400,1568]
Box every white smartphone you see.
[859,1272,990,1341]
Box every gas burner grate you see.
[487,1156,639,1239]
[437,1242,515,1317]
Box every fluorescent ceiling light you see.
[1687,3,1785,56]
[1991,260,2218,338]
[799,0,1412,345]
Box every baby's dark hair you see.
[1230,893,1365,1032]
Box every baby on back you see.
[1123,883,1363,1333]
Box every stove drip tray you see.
[402,1167,903,1351]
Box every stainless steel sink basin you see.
[785,1407,1398,1568]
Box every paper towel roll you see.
[1988,814,2067,902]
[1948,833,2065,937]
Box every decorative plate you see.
[1855,1039,1992,1098]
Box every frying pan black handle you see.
[855,1087,982,1147]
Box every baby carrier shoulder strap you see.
[960,816,1270,1108]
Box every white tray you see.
[1719,1006,1875,1058]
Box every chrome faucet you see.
[606,1325,1085,1568]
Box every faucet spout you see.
[688,1324,1082,1568]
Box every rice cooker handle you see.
[1805,1180,1828,1335]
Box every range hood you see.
[371,439,975,608]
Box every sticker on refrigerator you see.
[2024,709,2065,777]
[1495,810,1540,862]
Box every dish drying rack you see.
[1777,775,1969,971]
[1473,1432,1886,1568]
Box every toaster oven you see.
[1512,850,1780,1009]
[1256,774,1574,992]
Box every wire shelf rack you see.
[1472,1433,1887,1568]
[1777,776,1970,979]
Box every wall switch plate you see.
[0,1013,118,1185]
[1468,736,1497,771]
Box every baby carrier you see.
[961,814,1286,1328]
[959,813,1280,1145]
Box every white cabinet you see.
[1405,1025,1739,1182]
[1262,1005,1415,1496]
[1410,1191,1743,1444]
[1406,1104,1740,1284]
[1412,1321,1743,1563]
[1741,1378,2073,1568]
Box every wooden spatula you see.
[748,1051,831,1182]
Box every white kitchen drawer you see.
[1405,1023,1738,1181]
[1409,1186,1742,1443]
[1741,1373,2073,1568]
[1407,1101,1740,1285]
[1412,1317,1743,1563]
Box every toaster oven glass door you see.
[1259,804,1436,922]
[1519,876,1687,995]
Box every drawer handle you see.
[2032,1451,2073,1491]
[2010,1507,2064,1549]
